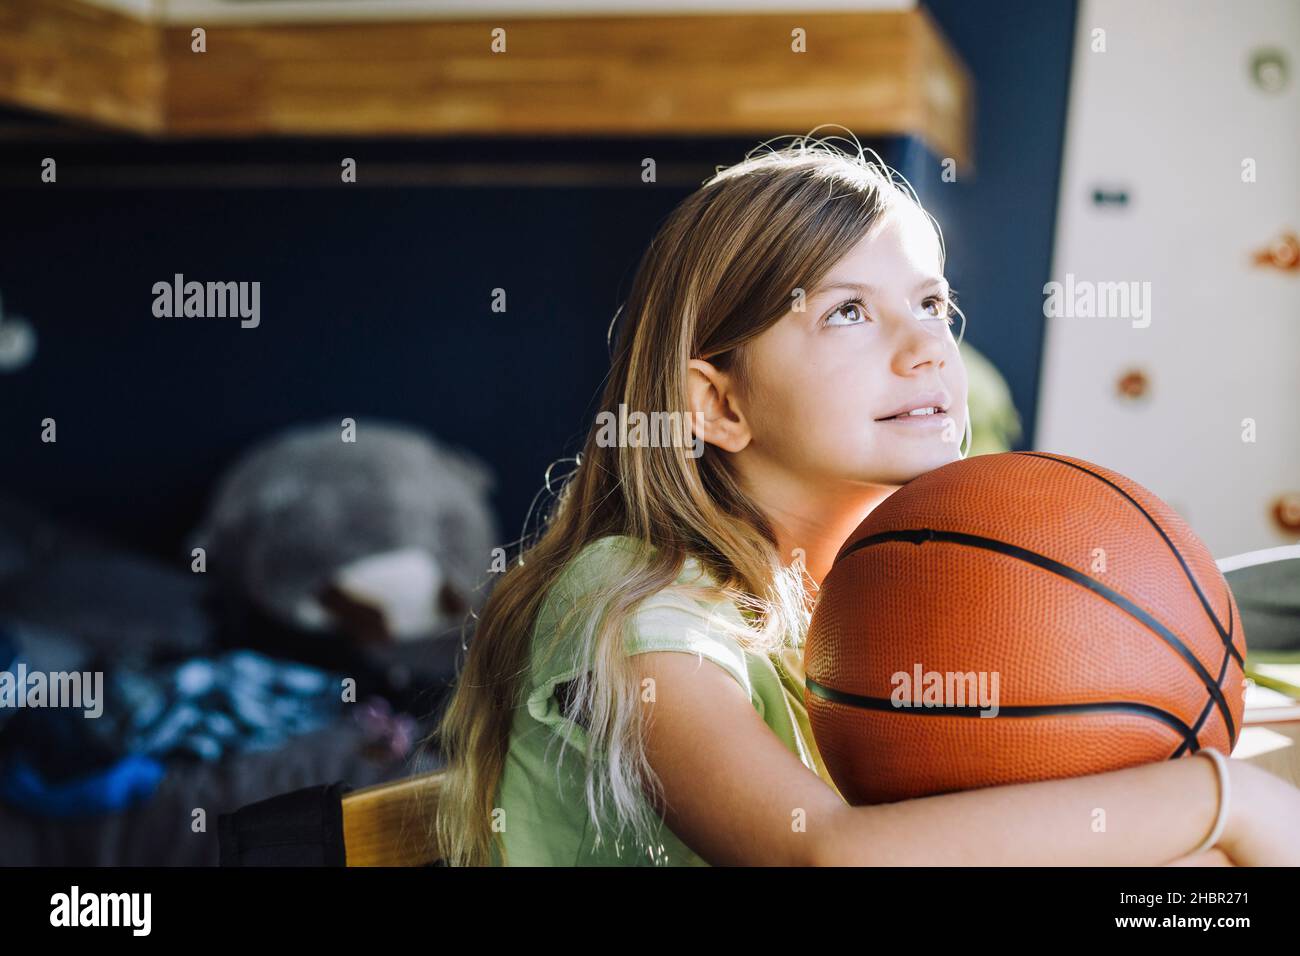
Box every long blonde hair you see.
[432,129,949,866]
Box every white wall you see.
[1036,0,1300,558]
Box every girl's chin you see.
[871,448,962,483]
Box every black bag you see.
[218,781,351,866]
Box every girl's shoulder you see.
[552,533,723,603]
[567,534,745,624]
[520,534,837,799]
[534,533,755,694]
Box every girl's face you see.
[730,201,969,488]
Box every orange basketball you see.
[804,451,1247,805]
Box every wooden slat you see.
[0,0,163,132]
[341,770,444,867]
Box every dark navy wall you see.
[920,0,1079,450]
[0,1,1077,560]
[0,136,906,556]
[0,166,682,556]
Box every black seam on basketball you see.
[1012,451,1242,667]
[1167,576,1242,756]
[805,677,1198,749]
[1173,708,1207,758]
[1223,590,1238,750]
[1176,605,1241,756]
[1177,698,1214,758]
[837,529,1238,744]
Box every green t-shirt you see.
[492,534,842,866]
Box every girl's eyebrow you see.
[810,276,949,298]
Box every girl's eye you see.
[922,296,956,325]
[822,295,957,327]
[824,298,870,327]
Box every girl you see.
[433,132,1300,867]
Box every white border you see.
[80,0,914,25]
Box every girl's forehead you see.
[840,203,942,272]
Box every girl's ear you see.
[686,358,751,454]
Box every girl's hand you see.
[1216,761,1300,866]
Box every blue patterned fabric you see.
[114,651,342,761]
[0,754,165,819]
[0,633,346,817]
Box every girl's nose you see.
[890,310,949,373]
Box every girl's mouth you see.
[876,407,949,427]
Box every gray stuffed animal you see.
[187,419,498,643]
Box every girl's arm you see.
[1166,847,1233,866]
[632,651,1300,866]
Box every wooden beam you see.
[0,1,972,163]
[912,4,974,169]
[0,0,163,133]
[158,11,972,163]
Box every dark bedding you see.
[0,493,455,865]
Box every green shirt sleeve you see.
[622,587,754,698]
[497,535,840,865]
[524,540,757,751]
